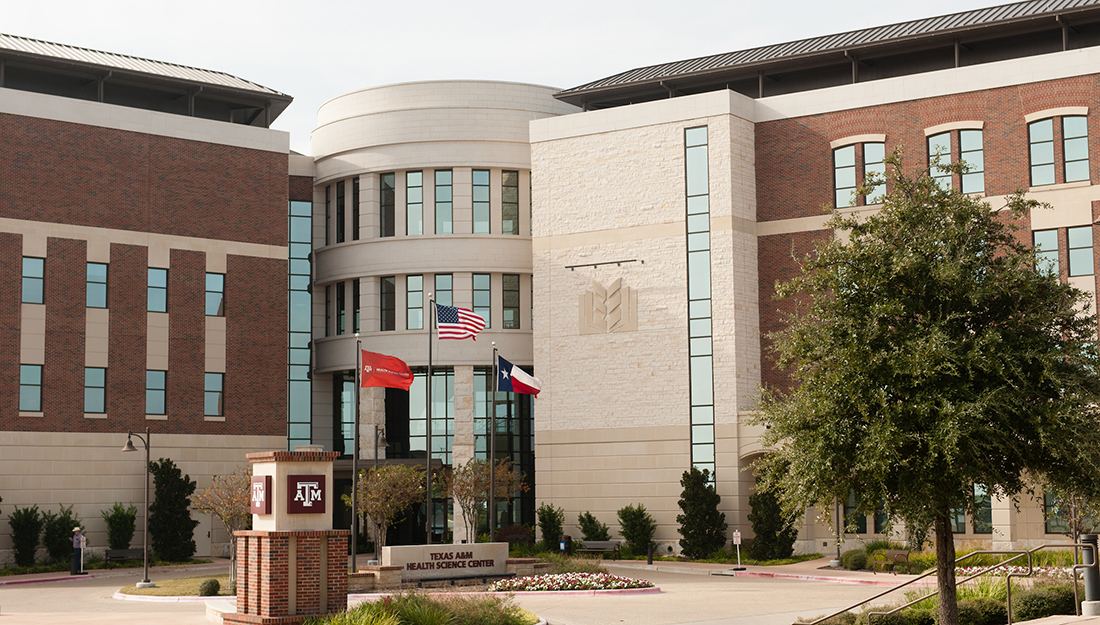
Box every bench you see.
[105,548,144,563]
[871,549,910,575]
[575,540,622,560]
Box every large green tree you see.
[752,151,1100,625]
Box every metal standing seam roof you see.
[559,0,1100,96]
[0,32,288,97]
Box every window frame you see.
[204,372,224,417]
[147,268,168,313]
[205,273,225,316]
[22,257,44,304]
[503,274,520,329]
[146,369,167,416]
[1029,118,1056,187]
[381,276,396,332]
[86,262,108,308]
[85,366,106,414]
[336,179,346,244]
[406,171,423,236]
[407,275,424,330]
[473,273,491,328]
[19,364,42,412]
[1063,115,1090,183]
[380,173,396,238]
[435,169,453,235]
[473,169,490,234]
[1068,225,1094,277]
[502,170,520,235]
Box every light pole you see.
[372,425,388,560]
[121,427,155,588]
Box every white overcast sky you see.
[7,0,1000,155]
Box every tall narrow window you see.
[473,273,491,328]
[1064,116,1090,183]
[86,262,108,308]
[950,508,967,534]
[927,132,952,190]
[407,275,424,330]
[352,177,360,241]
[22,257,44,304]
[502,170,519,235]
[434,274,452,307]
[503,274,520,329]
[380,173,396,238]
[336,180,346,243]
[407,171,423,235]
[1034,229,1060,276]
[146,370,166,415]
[206,273,224,316]
[204,372,224,417]
[473,169,490,234]
[353,278,360,333]
[84,367,106,414]
[148,268,167,313]
[288,199,313,450]
[973,484,993,534]
[325,185,332,246]
[1029,119,1056,186]
[435,170,452,234]
[336,282,346,335]
[381,276,396,331]
[1044,492,1071,534]
[864,143,886,203]
[685,125,715,479]
[844,491,868,534]
[960,130,985,193]
[20,364,42,412]
[1068,225,1094,277]
[833,145,857,208]
[325,285,332,337]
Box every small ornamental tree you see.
[342,464,423,553]
[41,504,81,563]
[617,504,657,554]
[747,482,799,561]
[536,502,565,550]
[677,467,727,559]
[578,511,611,541]
[8,505,44,567]
[148,458,199,562]
[101,502,138,550]
[442,458,529,542]
[193,467,251,585]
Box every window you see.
[352,177,360,241]
[1064,116,1090,183]
[407,171,423,235]
[473,169,490,234]
[407,275,423,330]
[1044,492,1070,534]
[686,125,715,479]
[146,370,166,415]
[960,130,985,193]
[1034,230,1059,276]
[381,276,396,331]
[834,142,885,207]
[435,170,452,234]
[1068,226,1094,277]
[502,171,519,235]
[864,143,885,203]
[1029,119,1056,186]
[503,274,520,329]
[86,262,107,308]
[927,132,952,190]
[973,484,993,534]
[336,180,346,243]
[950,508,967,534]
[84,367,106,414]
[324,285,332,337]
[844,491,867,534]
[434,274,452,307]
[148,268,167,313]
[19,364,42,412]
[473,273,491,327]
[204,373,223,417]
[288,199,313,450]
[336,282,345,335]
[325,185,331,246]
[353,278,360,333]
[380,173,396,238]
[206,273,224,316]
[22,257,44,304]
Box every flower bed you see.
[956,566,1077,581]
[490,572,655,592]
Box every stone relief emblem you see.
[579,278,638,335]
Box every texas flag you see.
[497,355,542,397]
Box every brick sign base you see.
[223,529,349,625]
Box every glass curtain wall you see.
[288,200,313,449]
[474,368,535,530]
[685,126,715,479]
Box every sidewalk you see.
[0,557,232,586]
[607,556,934,586]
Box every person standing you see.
[70,527,86,575]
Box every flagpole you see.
[426,296,434,545]
[351,335,361,573]
[490,342,498,543]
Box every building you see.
[531,0,1100,553]
[0,34,297,563]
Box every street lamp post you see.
[372,425,388,560]
[121,427,155,588]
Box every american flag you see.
[435,303,486,340]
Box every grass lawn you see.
[118,574,233,597]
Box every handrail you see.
[796,542,1095,625]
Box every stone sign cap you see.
[246,450,341,464]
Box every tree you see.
[41,504,81,563]
[442,458,529,542]
[148,458,199,562]
[676,467,727,559]
[747,482,798,561]
[8,505,43,567]
[751,150,1100,625]
[1042,484,1100,562]
[617,504,657,554]
[342,464,423,553]
[536,502,565,550]
[578,511,611,541]
[193,467,251,585]
[101,502,138,550]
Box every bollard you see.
[647,543,653,565]
[1083,534,1100,616]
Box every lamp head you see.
[121,433,138,453]
[377,428,390,449]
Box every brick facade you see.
[42,238,87,424]
[105,243,148,432]
[167,249,206,432]
[0,232,20,419]
[226,256,287,437]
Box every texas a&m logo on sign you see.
[286,475,326,514]
[250,475,271,515]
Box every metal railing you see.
[797,542,1095,625]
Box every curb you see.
[113,590,235,602]
[718,570,935,587]
[349,586,661,600]
[0,574,97,586]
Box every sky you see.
[6,0,1003,155]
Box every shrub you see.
[536,502,565,551]
[840,548,867,571]
[41,504,81,564]
[148,458,199,562]
[1013,584,1077,622]
[747,484,799,560]
[617,504,657,554]
[101,502,137,550]
[676,467,727,559]
[958,597,1006,625]
[8,505,44,567]
[577,512,610,542]
[497,524,534,546]
[198,578,221,596]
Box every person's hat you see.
[73,527,81,532]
